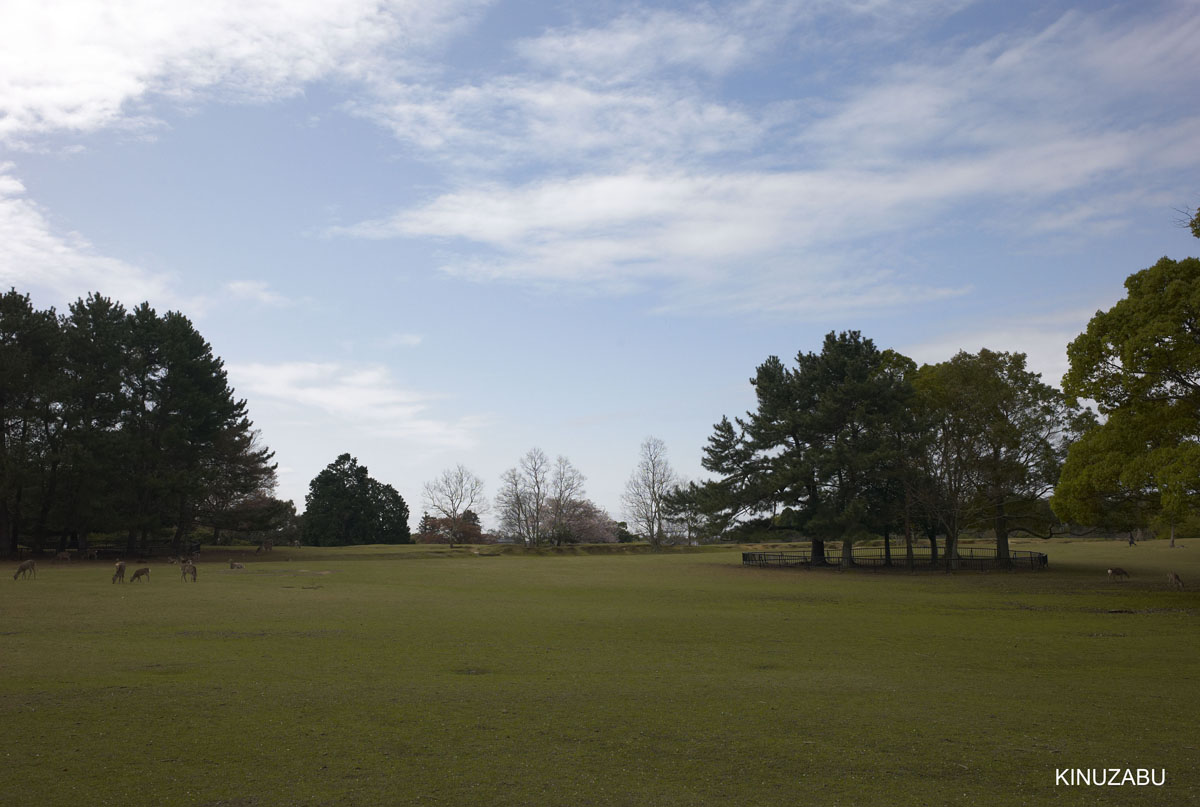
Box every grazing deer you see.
[180,562,197,582]
[130,567,150,583]
[13,560,36,580]
[1168,572,1184,590]
[113,560,125,583]
[55,551,71,563]
[229,559,245,570]
[1108,567,1130,581]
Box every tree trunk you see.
[883,526,893,567]
[904,490,915,570]
[36,460,60,553]
[994,497,1011,568]
[0,499,13,557]
[171,497,191,555]
[1170,522,1176,549]
[945,532,959,572]
[841,530,855,567]
[811,538,828,565]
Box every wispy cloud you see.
[227,361,484,449]
[0,0,487,309]
[0,162,185,309]
[0,0,490,145]
[225,280,292,307]
[339,1,1200,314]
[383,332,424,348]
[902,307,1104,389]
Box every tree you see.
[303,453,409,545]
[1053,256,1200,546]
[56,294,129,553]
[547,455,586,546]
[724,333,911,564]
[423,464,486,523]
[915,350,1079,569]
[422,464,487,546]
[0,290,61,556]
[494,448,551,546]
[622,437,680,547]
[0,289,276,557]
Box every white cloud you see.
[225,280,292,307]
[384,332,423,348]
[0,0,492,312]
[902,307,1102,389]
[0,162,186,309]
[0,0,490,144]
[227,361,483,449]
[352,78,763,170]
[515,9,751,83]
[340,2,1200,314]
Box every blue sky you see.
[2,0,1198,523]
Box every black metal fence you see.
[742,545,1047,571]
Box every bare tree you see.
[495,448,551,546]
[547,455,586,546]
[423,464,487,522]
[622,437,680,547]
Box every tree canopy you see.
[1053,256,1200,543]
[0,289,276,556]
[303,453,410,546]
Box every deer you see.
[54,551,71,563]
[229,559,245,570]
[129,567,150,583]
[1108,567,1130,581]
[13,560,36,580]
[113,560,125,583]
[180,562,197,582]
[1168,572,1184,590]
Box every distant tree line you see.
[0,290,278,557]
[668,254,1200,565]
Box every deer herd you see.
[8,548,1194,591]
[13,551,263,583]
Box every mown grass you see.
[2,539,1197,806]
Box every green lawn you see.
[2,539,1197,806]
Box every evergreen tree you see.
[303,454,410,545]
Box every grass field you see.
[2,538,1197,806]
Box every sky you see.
[2,0,1198,525]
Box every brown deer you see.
[1167,572,1184,590]
[13,560,36,580]
[229,559,245,570]
[1108,567,1130,581]
[54,551,71,563]
[130,567,150,583]
[180,562,197,582]
[113,560,125,583]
